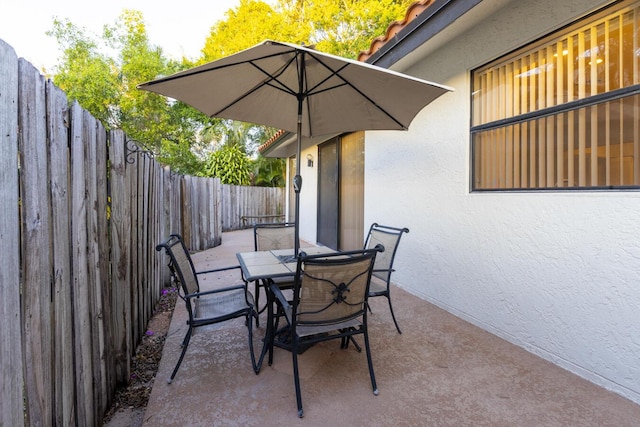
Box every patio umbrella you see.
[138,40,453,254]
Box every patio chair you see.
[252,222,297,324]
[156,234,258,382]
[364,223,410,334]
[267,246,383,418]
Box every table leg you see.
[256,283,275,371]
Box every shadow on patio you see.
[142,229,640,426]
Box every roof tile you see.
[358,0,435,62]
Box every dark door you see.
[317,139,338,248]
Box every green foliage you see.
[202,0,414,62]
[156,140,204,176]
[48,19,121,126]
[251,155,286,187]
[202,145,252,185]
[299,0,416,58]
[48,11,203,155]
[201,0,311,62]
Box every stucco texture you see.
[363,0,640,405]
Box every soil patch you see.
[103,287,177,426]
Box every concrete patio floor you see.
[142,229,640,426]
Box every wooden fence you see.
[221,184,286,230]
[0,39,284,426]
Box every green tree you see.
[203,144,252,185]
[251,155,286,187]
[298,0,415,58]
[155,139,204,176]
[48,11,209,156]
[48,19,121,126]
[201,0,310,63]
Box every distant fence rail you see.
[0,39,284,426]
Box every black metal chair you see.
[364,223,409,334]
[252,222,297,324]
[156,234,259,382]
[267,246,383,418]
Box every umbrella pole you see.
[293,52,305,256]
[293,128,301,255]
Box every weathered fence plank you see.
[96,121,115,410]
[47,81,75,427]
[84,111,107,426]
[109,130,132,385]
[0,39,24,427]
[215,180,223,244]
[70,102,94,427]
[19,57,54,426]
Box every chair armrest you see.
[195,265,242,275]
[185,283,246,300]
[269,283,291,310]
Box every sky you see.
[0,0,251,72]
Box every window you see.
[471,0,640,190]
[339,131,364,250]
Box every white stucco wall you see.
[364,0,640,404]
[293,146,319,244]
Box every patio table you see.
[237,246,333,282]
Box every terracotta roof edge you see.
[358,0,435,62]
[258,129,287,154]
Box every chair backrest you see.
[364,223,409,283]
[293,248,380,326]
[254,222,296,251]
[156,234,200,295]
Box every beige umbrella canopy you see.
[138,39,453,253]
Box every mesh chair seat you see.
[367,276,388,295]
[193,288,254,322]
[279,305,362,338]
[296,319,362,338]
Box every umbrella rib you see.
[140,49,298,86]
[251,57,299,97]
[305,51,407,129]
[211,55,299,117]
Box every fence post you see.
[0,39,25,427]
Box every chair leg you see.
[363,328,379,396]
[292,340,304,418]
[267,291,277,366]
[254,281,261,327]
[340,330,362,352]
[169,327,192,383]
[347,336,362,352]
[247,310,260,374]
[386,295,402,334]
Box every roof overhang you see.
[366,0,515,71]
[259,131,340,158]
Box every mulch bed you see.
[103,287,178,423]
